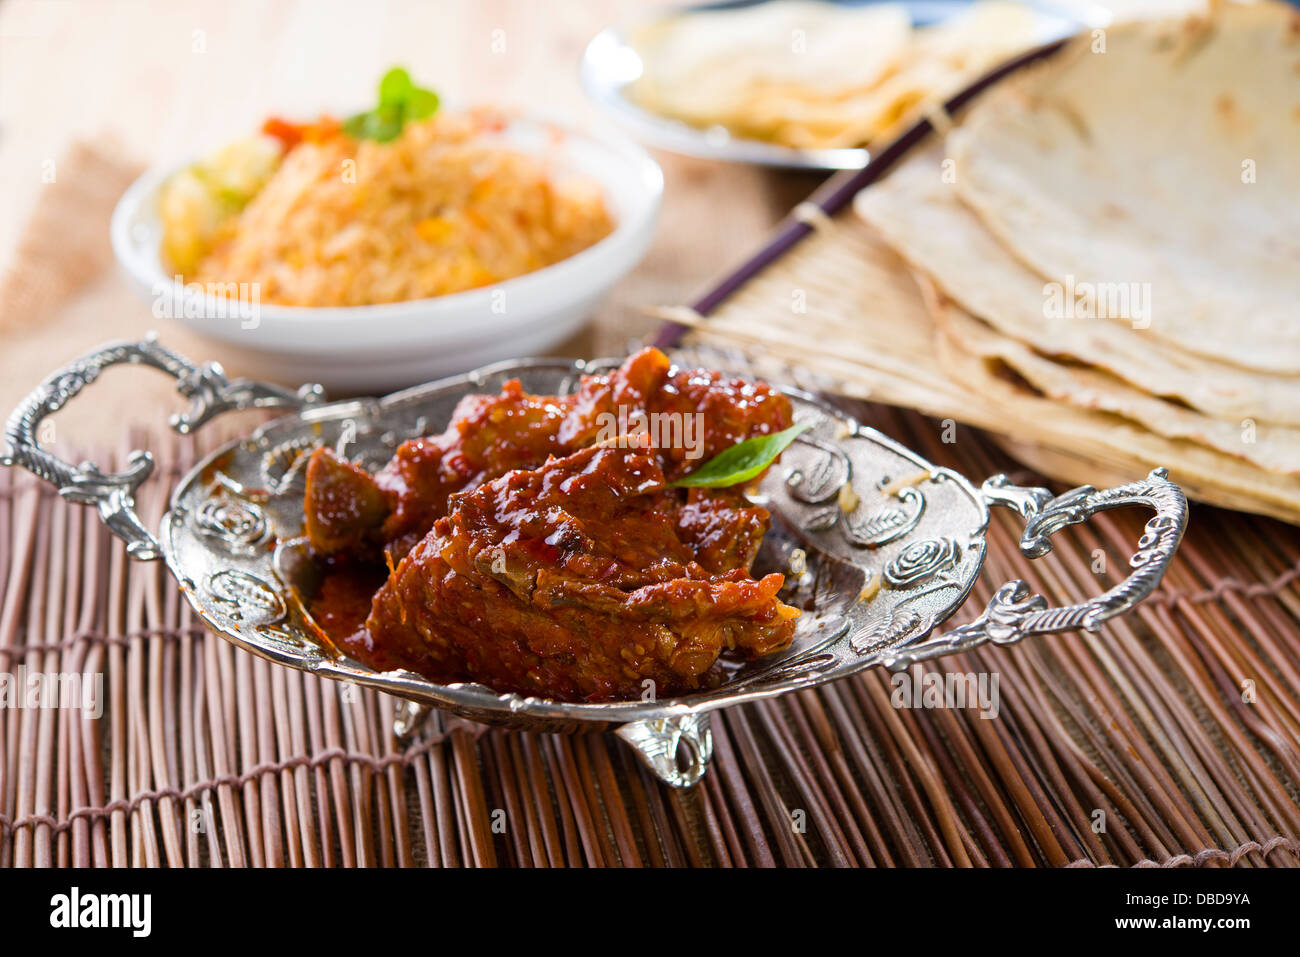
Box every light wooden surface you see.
[0,0,819,443]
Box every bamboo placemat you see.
[2,399,1299,868]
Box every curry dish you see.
[303,348,800,702]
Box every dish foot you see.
[615,712,713,788]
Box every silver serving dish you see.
[4,339,1187,787]
[580,0,1095,171]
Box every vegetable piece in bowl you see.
[158,134,282,275]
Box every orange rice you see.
[189,111,615,307]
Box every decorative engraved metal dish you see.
[3,339,1188,787]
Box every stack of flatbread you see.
[628,1,1043,150]
[677,2,1300,522]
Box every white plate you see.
[110,116,663,392]
[580,0,1098,170]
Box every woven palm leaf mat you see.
[2,402,1299,869]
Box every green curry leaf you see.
[667,423,810,489]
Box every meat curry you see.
[302,348,800,702]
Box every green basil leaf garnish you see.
[405,87,440,121]
[378,67,413,107]
[667,423,809,489]
[345,67,440,142]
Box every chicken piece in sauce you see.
[301,347,799,702]
[303,347,793,560]
[366,440,798,701]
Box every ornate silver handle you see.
[1,335,325,561]
[885,468,1187,669]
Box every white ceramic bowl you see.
[111,116,663,392]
